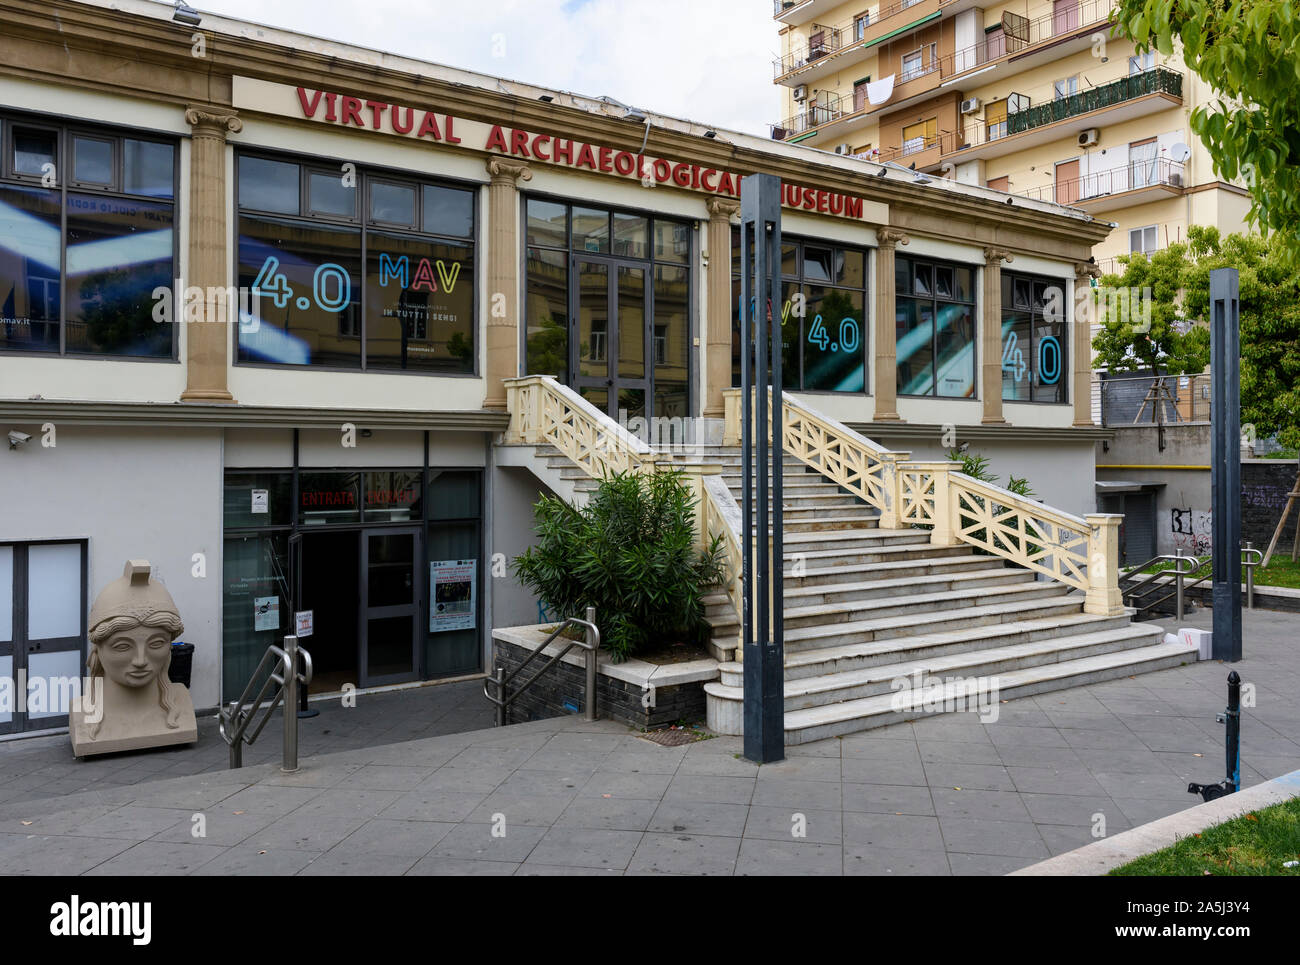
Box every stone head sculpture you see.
[71,560,197,757]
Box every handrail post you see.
[584,605,598,722]
[1244,541,1255,610]
[1174,548,1185,621]
[282,634,299,773]
[495,665,506,727]
[1084,514,1126,615]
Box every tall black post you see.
[1209,267,1242,662]
[739,173,784,764]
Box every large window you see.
[731,231,869,394]
[1001,271,1069,403]
[236,153,476,373]
[0,116,176,357]
[895,255,976,398]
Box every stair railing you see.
[484,606,600,726]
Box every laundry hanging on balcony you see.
[866,74,895,106]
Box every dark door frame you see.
[568,251,653,419]
[359,525,422,688]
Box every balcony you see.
[773,0,842,24]
[1015,157,1187,212]
[773,0,945,86]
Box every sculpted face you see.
[97,625,171,689]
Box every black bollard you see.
[1188,670,1242,801]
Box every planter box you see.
[490,625,719,729]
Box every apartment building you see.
[771,0,1252,272]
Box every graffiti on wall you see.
[1169,507,1212,554]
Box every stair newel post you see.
[877,451,910,530]
[722,388,742,447]
[924,461,964,546]
[1084,514,1126,616]
[739,172,785,764]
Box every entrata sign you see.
[232,77,875,222]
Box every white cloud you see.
[199,0,780,135]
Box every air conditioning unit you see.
[793,84,809,102]
[960,97,981,115]
[1168,171,1183,187]
[834,143,853,155]
[1077,128,1100,147]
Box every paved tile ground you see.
[0,607,1297,875]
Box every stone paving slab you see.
[0,609,1296,874]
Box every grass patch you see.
[1129,553,1300,589]
[1110,797,1300,876]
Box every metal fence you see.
[1098,372,1211,426]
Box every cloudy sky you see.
[199,0,780,136]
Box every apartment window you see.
[853,12,870,41]
[986,99,1008,140]
[985,25,1006,60]
[902,118,937,155]
[896,255,977,398]
[1129,51,1155,74]
[1001,271,1069,403]
[900,43,936,82]
[730,232,869,393]
[1130,225,1159,255]
[853,77,870,111]
[1054,76,1079,100]
[1130,138,1158,188]
[0,116,177,358]
[235,153,476,373]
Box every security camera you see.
[8,430,31,450]
[173,1,202,27]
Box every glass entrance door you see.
[359,528,420,687]
[571,255,649,421]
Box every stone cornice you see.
[849,421,1115,443]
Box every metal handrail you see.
[1121,545,1265,620]
[218,635,313,770]
[484,606,601,726]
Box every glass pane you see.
[612,212,648,259]
[802,287,865,392]
[781,243,798,278]
[653,264,689,417]
[935,302,975,397]
[0,656,10,724]
[895,255,910,295]
[954,266,973,302]
[896,296,935,396]
[428,470,481,520]
[914,263,931,296]
[27,650,82,719]
[580,386,608,413]
[364,471,423,522]
[525,247,568,380]
[222,533,289,698]
[0,185,62,352]
[1013,277,1032,310]
[934,265,953,299]
[370,180,416,225]
[123,140,174,199]
[308,171,356,217]
[237,215,362,367]
[423,184,474,237]
[73,138,113,185]
[365,230,474,373]
[576,260,608,378]
[367,533,414,608]
[299,471,361,525]
[617,265,644,380]
[654,220,689,263]
[223,471,292,528]
[1000,311,1032,401]
[618,387,646,425]
[27,543,80,640]
[65,193,174,357]
[1032,313,1067,402]
[803,245,833,283]
[425,522,480,676]
[0,546,11,643]
[526,199,567,248]
[572,206,609,253]
[239,156,299,214]
[13,128,56,178]
[780,280,800,390]
[837,248,865,288]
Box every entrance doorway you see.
[298,530,359,695]
[572,255,649,421]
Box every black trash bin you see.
[168,642,195,688]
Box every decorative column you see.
[1072,261,1101,426]
[1084,514,1126,615]
[181,107,242,402]
[873,228,909,421]
[981,246,1014,424]
[704,198,741,420]
[484,158,533,410]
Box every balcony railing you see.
[773,0,934,78]
[1015,157,1186,205]
[770,103,845,140]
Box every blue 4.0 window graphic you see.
[805,313,861,354]
[250,256,351,315]
[1001,331,1061,385]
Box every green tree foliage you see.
[1112,0,1300,265]
[512,469,727,662]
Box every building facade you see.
[1,0,1112,738]
[770,0,1252,274]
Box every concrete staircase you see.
[694,445,1194,744]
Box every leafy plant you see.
[946,449,1040,558]
[512,469,727,662]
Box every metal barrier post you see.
[494,666,506,727]
[1174,548,1185,621]
[282,634,299,773]
[1244,541,1255,609]
[584,605,598,723]
[230,730,242,769]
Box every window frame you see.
[1129,224,1159,255]
[894,253,978,400]
[1000,269,1070,405]
[232,148,480,377]
[0,112,180,362]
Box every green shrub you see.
[946,449,1040,557]
[512,469,727,662]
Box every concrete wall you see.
[489,465,554,632]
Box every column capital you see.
[1074,260,1102,281]
[983,246,1014,266]
[185,106,242,137]
[876,227,910,248]
[486,157,533,184]
[705,197,740,220]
